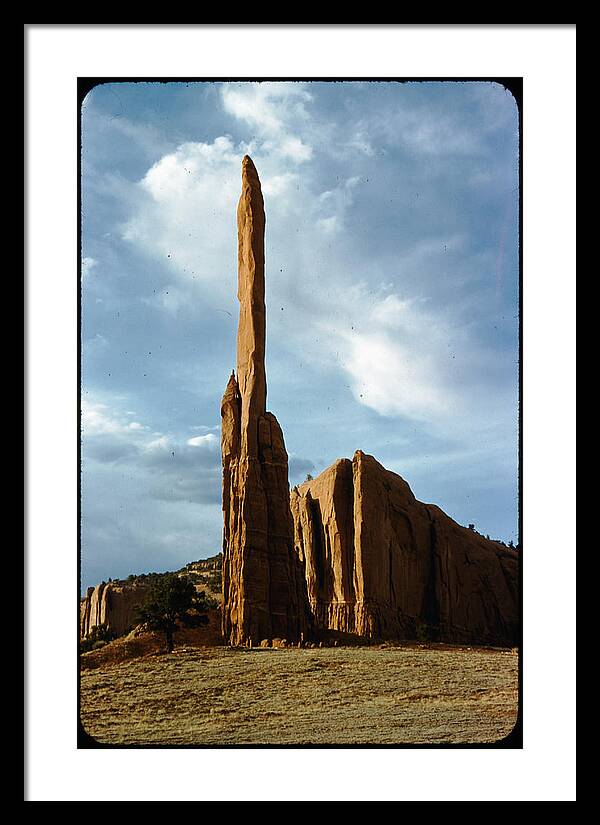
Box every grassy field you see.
[80,643,518,745]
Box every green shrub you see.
[415,621,431,642]
[80,623,117,654]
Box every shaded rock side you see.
[221,156,311,647]
[291,450,518,646]
[290,458,357,633]
[79,581,150,640]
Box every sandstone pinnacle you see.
[221,157,312,646]
[236,154,266,459]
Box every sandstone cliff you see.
[80,581,150,640]
[221,156,311,646]
[290,451,518,647]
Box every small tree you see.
[305,473,314,482]
[135,573,211,653]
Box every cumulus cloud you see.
[221,82,313,162]
[121,135,240,298]
[310,288,453,421]
[81,398,132,436]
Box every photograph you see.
[78,78,522,748]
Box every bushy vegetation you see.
[205,571,222,591]
[415,621,431,643]
[135,573,213,653]
[80,623,117,654]
[118,557,223,589]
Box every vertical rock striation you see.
[221,156,311,646]
[291,451,518,647]
[79,581,150,639]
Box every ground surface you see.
[80,643,518,745]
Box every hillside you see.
[80,553,222,641]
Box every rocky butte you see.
[291,452,518,646]
[221,156,519,649]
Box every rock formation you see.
[290,451,518,647]
[219,156,518,649]
[80,555,223,640]
[221,156,311,646]
[80,581,150,640]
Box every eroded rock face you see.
[291,450,518,646]
[221,157,311,646]
[79,581,150,640]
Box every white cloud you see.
[341,328,450,419]
[278,136,313,163]
[187,433,219,449]
[261,172,298,198]
[121,136,240,301]
[145,435,172,452]
[128,422,146,431]
[81,399,127,436]
[82,398,152,443]
[82,257,97,280]
[314,288,455,421]
[221,82,312,132]
[221,82,313,163]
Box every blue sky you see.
[81,80,519,591]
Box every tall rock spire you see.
[236,155,267,458]
[221,156,311,647]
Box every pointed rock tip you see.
[242,154,257,172]
[223,370,239,398]
[241,154,260,184]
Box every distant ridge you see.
[80,554,222,640]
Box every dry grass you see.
[80,643,518,745]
